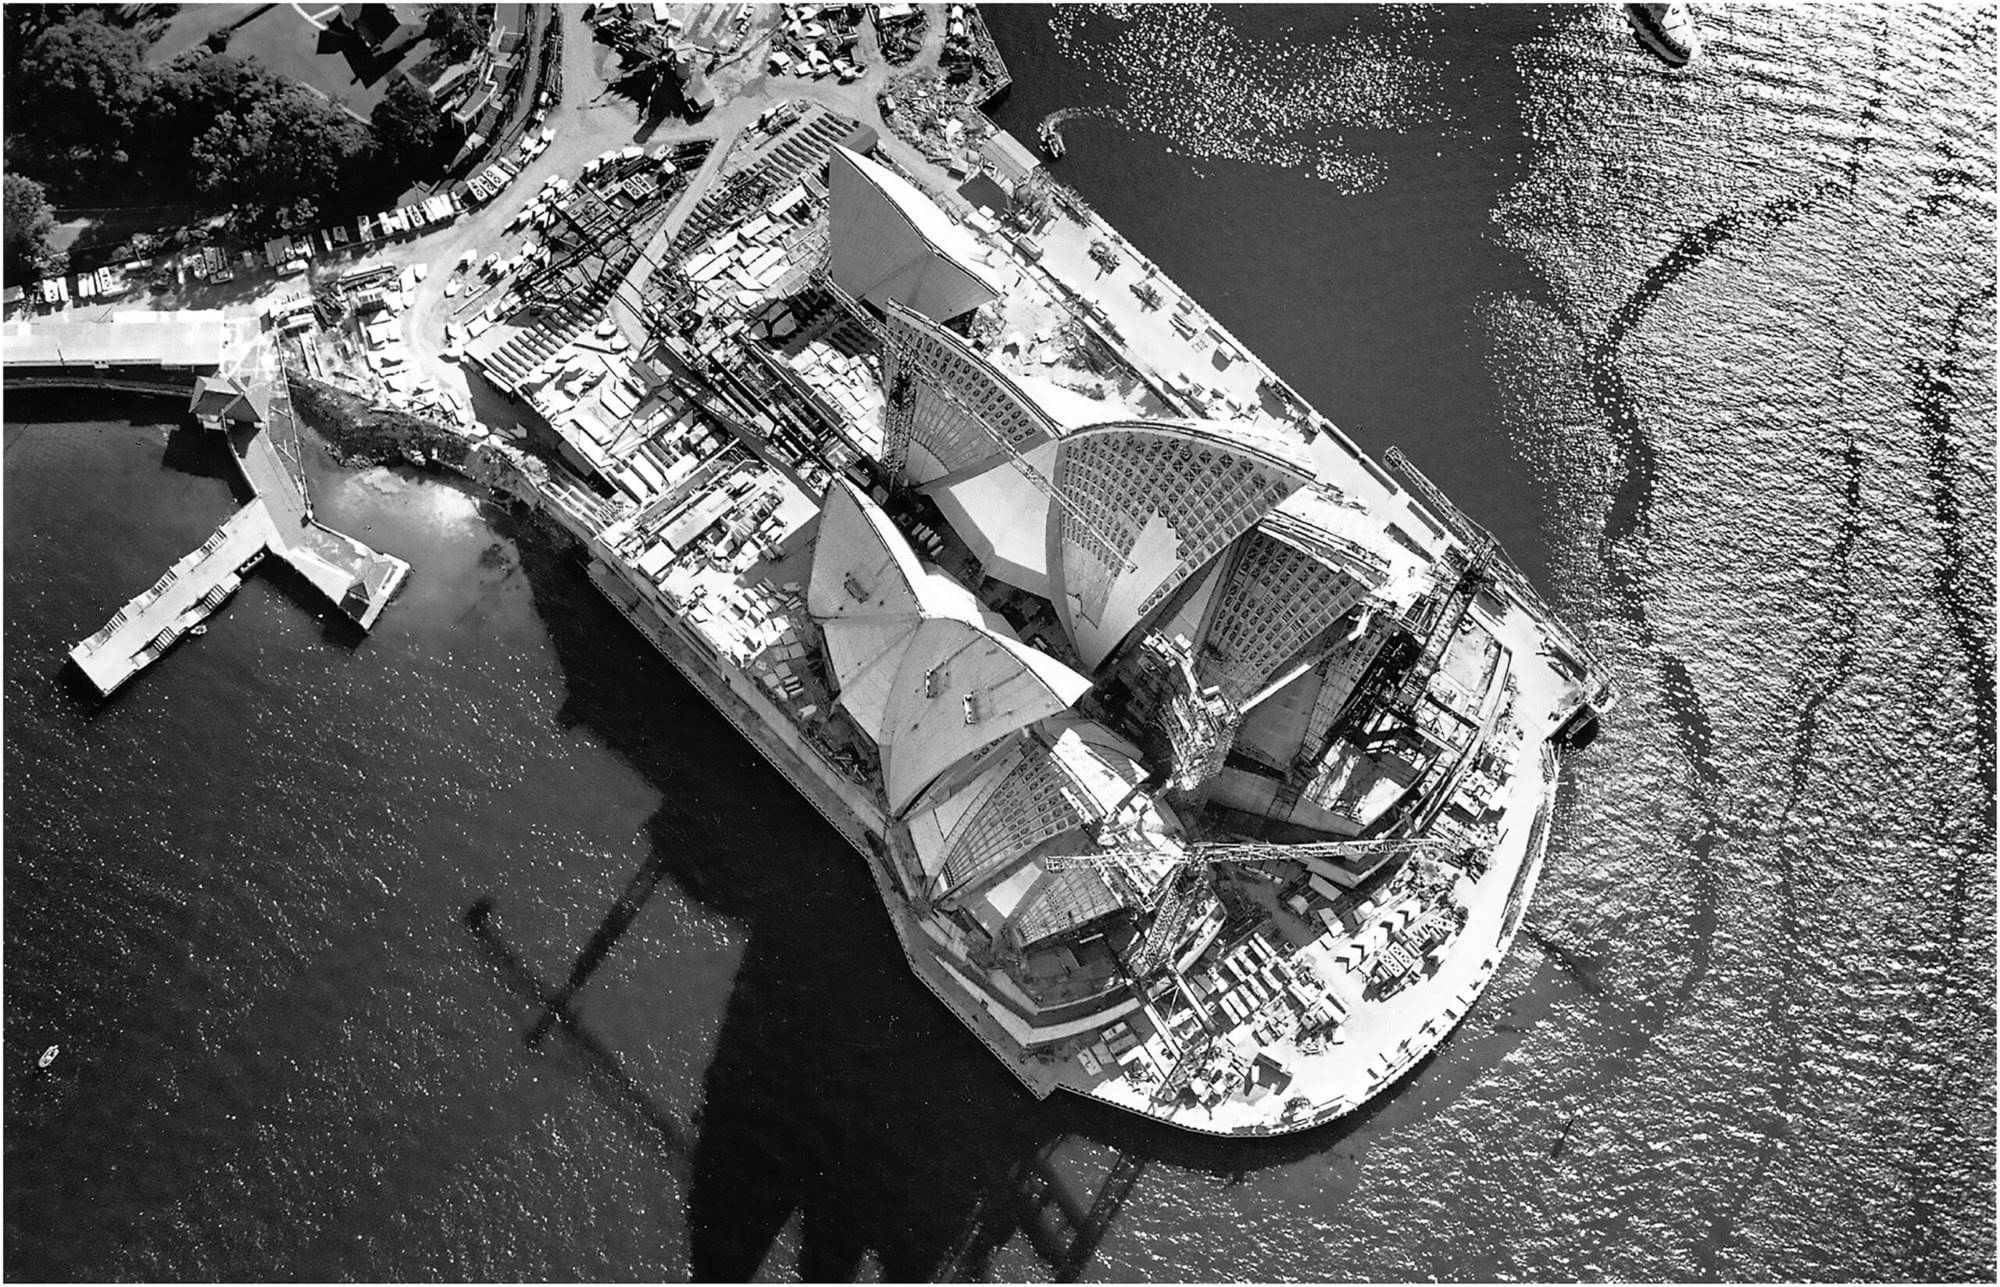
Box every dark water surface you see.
[7,6,1994,1281]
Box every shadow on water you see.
[463,897,694,1162]
[48,414,369,715]
[0,387,187,427]
[52,549,367,718]
[445,514,1563,1281]
[158,421,250,494]
[257,553,373,651]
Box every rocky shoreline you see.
[287,375,475,473]
[286,369,590,562]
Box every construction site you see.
[412,80,1611,1137]
[13,1,1609,1138]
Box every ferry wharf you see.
[2,310,411,696]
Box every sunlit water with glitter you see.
[8,5,1993,1281]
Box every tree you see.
[424,4,486,64]
[3,174,64,285]
[5,5,94,73]
[250,89,376,222]
[371,77,450,176]
[142,52,285,197]
[188,86,374,228]
[6,11,153,187]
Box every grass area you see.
[146,3,436,117]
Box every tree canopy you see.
[371,77,452,175]
[6,9,456,226]
[3,174,64,285]
[5,10,152,188]
[424,4,488,65]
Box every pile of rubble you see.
[938,3,1009,102]
[878,69,992,166]
[872,1,926,65]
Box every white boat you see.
[37,1045,58,1068]
[1624,3,1701,67]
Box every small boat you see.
[1037,119,1066,160]
[190,625,208,636]
[1624,3,1701,67]
[37,1045,58,1069]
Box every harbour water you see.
[6,6,1993,1280]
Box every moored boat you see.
[1624,3,1702,67]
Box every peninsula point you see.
[469,120,1609,1135]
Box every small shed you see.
[980,129,1042,187]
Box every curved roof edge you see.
[1258,497,1392,589]
[808,477,960,622]
[829,146,1004,298]
[1063,416,1317,484]
[1046,418,1318,670]
[883,298,1061,440]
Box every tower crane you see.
[1045,836,1446,979]
[1042,835,1444,877]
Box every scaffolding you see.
[1386,445,1601,680]
[810,267,1138,568]
[1125,866,1209,978]
[1045,834,1443,981]
[1044,835,1441,875]
[1123,632,1240,794]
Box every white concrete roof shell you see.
[927,439,1058,597]
[806,478,1090,796]
[904,739,1024,882]
[828,147,1003,323]
[821,615,918,741]
[879,617,1091,812]
[807,477,940,621]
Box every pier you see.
[3,310,411,696]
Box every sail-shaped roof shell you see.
[828,147,1002,323]
[878,618,1092,812]
[1045,418,1315,670]
[806,479,1091,809]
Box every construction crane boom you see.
[1386,445,1602,678]
[1044,835,1439,874]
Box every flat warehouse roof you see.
[1,310,229,369]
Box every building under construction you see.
[549,119,1609,1136]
